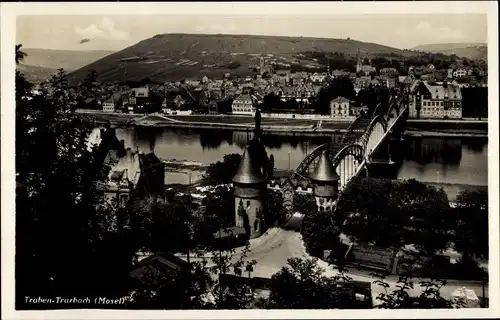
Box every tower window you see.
[246,200,251,208]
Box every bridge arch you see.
[387,100,401,128]
[291,142,347,182]
[341,113,372,144]
[362,114,388,157]
[331,144,364,190]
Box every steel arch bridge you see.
[290,95,407,196]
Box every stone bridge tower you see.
[233,146,267,239]
[309,151,340,212]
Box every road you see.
[205,228,489,306]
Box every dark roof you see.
[110,170,124,181]
[232,146,266,185]
[130,252,188,281]
[309,151,340,182]
[138,153,163,170]
[331,96,350,104]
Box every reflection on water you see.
[91,127,488,187]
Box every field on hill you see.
[68,33,424,84]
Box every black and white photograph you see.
[2,1,498,318]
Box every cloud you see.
[414,21,464,41]
[75,17,130,41]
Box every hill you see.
[413,43,487,61]
[17,64,60,83]
[68,33,423,84]
[22,48,115,71]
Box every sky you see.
[16,14,487,52]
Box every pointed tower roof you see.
[232,146,266,185]
[309,151,340,183]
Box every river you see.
[90,127,488,199]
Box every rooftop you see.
[331,96,351,104]
[309,151,340,182]
[232,146,266,185]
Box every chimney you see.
[443,80,448,89]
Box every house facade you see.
[231,94,256,115]
[128,87,152,114]
[330,96,351,119]
[102,93,122,113]
[409,81,462,119]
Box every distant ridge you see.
[412,43,487,61]
[22,48,115,71]
[67,33,430,84]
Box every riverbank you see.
[80,109,488,137]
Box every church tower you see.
[309,151,340,212]
[233,146,266,239]
[260,56,265,76]
[356,49,362,73]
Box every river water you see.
[91,127,488,199]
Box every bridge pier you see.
[366,138,400,179]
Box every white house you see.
[330,96,351,119]
[231,94,256,115]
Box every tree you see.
[83,69,99,97]
[16,44,27,64]
[452,189,488,259]
[374,275,455,309]
[199,186,235,244]
[132,195,191,254]
[301,209,343,258]
[266,258,355,309]
[265,189,287,228]
[314,77,356,115]
[262,92,282,112]
[335,178,451,255]
[204,153,242,185]
[16,63,135,307]
[127,221,257,309]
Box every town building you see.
[331,70,350,79]
[351,105,370,117]
[309,151,340,212]
[330,96,351,118]
[453,68,469,78]
[231,94,256,115]
[379,68,399,77]
[354,76,371,89]
[207,100,219,114]
[356,50,376,75]
[409,80,462,119]
[102,93,123,113]
[130,252,189,285]
[310,72,330,83]
[275,83,317,104]
[98,127,165,204]
[128,87,152,114]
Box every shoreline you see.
[80,110,488,138]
